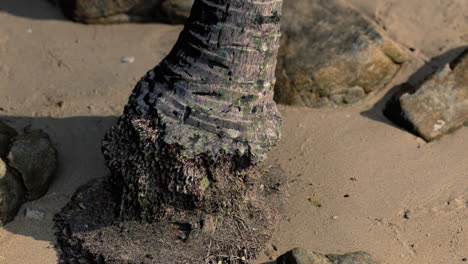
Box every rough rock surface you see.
[0,121,17,158]
[7,130,58,201]
[384,48,468,141]
[277,248,379,264]
[327,252,379,264]
[274,0,407,107]
[52,0,192,24]
[277,248,332,264]
[157,0,194,24]
[0,159,24,226]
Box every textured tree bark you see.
[55,1,286,262]
[102,0,283,221]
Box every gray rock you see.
[274,0,407,107]
[277,248,332,264]
[384,48,468,141]
[52,0,193,24]
[25,208,46,221]
[0,159,25,226]
[7,130,58,201]
[277,248,379,264]
[0,121,17,158]
[327,251,379,264]
[120,56,135,64]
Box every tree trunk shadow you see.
[0,0,66,21]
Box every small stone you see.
[403,210,411,219]
[326,251,379,264]
[25,208,45,221]
[0,159,25,226]
[26,28,32,34]
[332,215,339,220]
[7,130,58,200]
[120,56,135,64]
[277,248,332,264]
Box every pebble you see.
[25,208,45,221]
[332,215,339,220]
[120,56,135,64]
[26,28,32,34]
[403,210,411,219]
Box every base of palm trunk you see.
[54,164,286,264]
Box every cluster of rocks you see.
[277,248,379,264]
[384,48,468,141]
[50,0,193,24]
[0,121,58,226]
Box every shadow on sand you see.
[0,0,67,21]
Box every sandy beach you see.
[0,0,466,263]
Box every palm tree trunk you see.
[102,0,283,221]
[55,1,286,263]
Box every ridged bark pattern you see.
[102,0,283,221]
[132,0,283,161]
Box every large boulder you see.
[277,248,379,264]
[384,48,468,141]
[7,130,58,201]
[0,159,25,226]
[51,0,192,24]
[0,121,17,158]
[274,0,407,107]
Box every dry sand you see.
[0,0,466,263]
